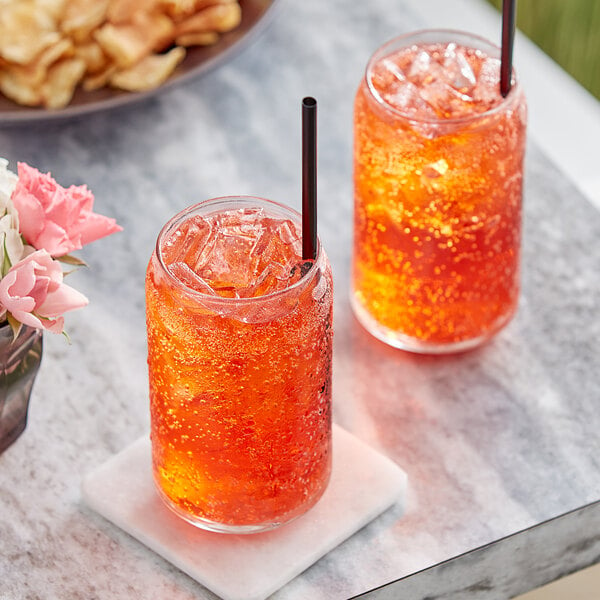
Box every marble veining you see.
[0,0,599,598]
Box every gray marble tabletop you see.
[0,0,599,599]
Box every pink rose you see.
[11,162,122,257]
[0,249,88,333]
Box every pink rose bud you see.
[0,249,89,333]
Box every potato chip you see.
[160,0,235,20]
[42,58,85,108]
[175,31,219,47]
[132,11,176,52]
[94,22,153,68]
[37,38,75,70]
[82,64,117,91]
[0,63,40,91]
[8,38,71,83]
[109,46,185,92]
[158,0,201,20]
[42,57,86,108]
[0,69,43,107]
[107,0,160,25]
[175,3,241,36]
[74,41,108,75]
[0,3,61,65]
[61,0,109,43]
[34,0,68,23]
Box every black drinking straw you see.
[302,97,318,261]
[500,0,516,97]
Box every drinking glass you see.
[146,196,333,533]
[352,29,527,353]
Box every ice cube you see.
[474,57,502,107]
[477,57,501,86]
[408,50,432,81]
[443,48,476,92]
[275,219,303,260]
[253,219,302,283]
[218,207,265,240]
[381,57,407,84]
[240,266,280,298]
[371,57,406,98]
[420,80,474,118]
[443,42,458,56]
[411,50,445,86]
[162,216,212,268]
[198,227,257,290]
[385,80,438,119]
[168,261,217,295]
[276,218,301,246]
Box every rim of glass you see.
[365,28,521,125]
[155,195,322,303]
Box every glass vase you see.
[0,323,43,454]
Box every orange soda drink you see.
[146,196,333,533]
[352,30,527,353]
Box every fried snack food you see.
[0,0,242,109]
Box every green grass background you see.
[486,0,600,99]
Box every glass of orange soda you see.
[146,196,333,533]
[352,30,527,353]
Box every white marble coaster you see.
[82,424,407,600]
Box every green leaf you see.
[57,254,88,267]
[1,232,11,277]
[7,312,22,341]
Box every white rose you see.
[0,213,25,271]
[0,158,24,275]
[0,158,18,216]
